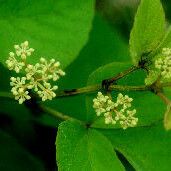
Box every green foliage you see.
[130,0,165,64]
[0,0,95,68]
[0,130,44,171]
[56,120,124,171]
[2,0,171,170]
[101,123,171,171]
[157,26,171,50]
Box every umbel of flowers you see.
[93,92,138,129]
[145,48,171,85]
[6,41,65,104]
[155,48,171,79]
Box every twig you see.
[102,66,139,90]
[55,84,149,98]
[40,105,84,124]
[56,84,101,97]
[156,92,171,105]
[161,82,171,87]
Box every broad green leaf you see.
[56,120,124,171]
[130,0,165,64]
[61,14,130,87]
[146,26,171,57]
[0,130,44,170]
[86,62,165,128]
[0,0,95,68]
[44,14,130,122]
[156,26,171,50]
[101,122,171,171]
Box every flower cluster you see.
[145,70,159,85]
[155,48,171,79]
[6,41,65,104]
[145,48,171,85]
[6,41,34,73]
[93,92,138,129]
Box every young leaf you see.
[0,0,95,68]
[101,123,171,171]
[130,0,165,64]
[86,62,165,128]
[56,120,125,171]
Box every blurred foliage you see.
[96,0,171,39]
[0,0,95,68]
[96,0,140,39]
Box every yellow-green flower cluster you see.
[145,48,171,85]
[93,92,138,129]
[155,48,171,79]
[6,41,65,104]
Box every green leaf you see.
[0,130,45,171]
[101,122,171,171]
[56,120,124,171]
[86,62,165,128]
[157,26,171,50]
[43,14,130,122]
[0,0,95,68]
[130,0,165,64]
[62,14,130,87]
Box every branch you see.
[0,91,84,123]
[102,65,139,90]
[156,92,171,130]
[156,92,171,105]
[55,84,149,98]
[161,82,171,87]
[0,84,149,102]
[109,85,149,91]
[40,105,84,124]
[56,84,101,97]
